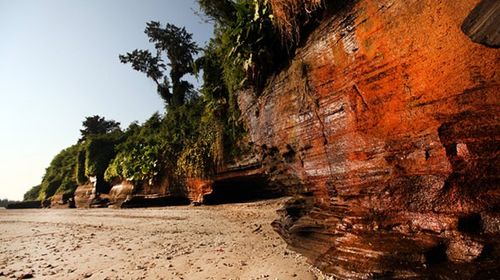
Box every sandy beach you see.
[0,198,325,280]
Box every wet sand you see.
[0,198,325,280]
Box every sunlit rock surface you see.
[236,0,499,278]
[108,181,134,208]
[50,193,75,208]
[74,184,94,209]
[108,179,189,208]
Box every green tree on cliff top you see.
[119,21,199,108]
[79,115,120,142]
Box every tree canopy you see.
[79,115,120,142]
[119,21,199,108]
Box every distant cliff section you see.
[0,199,17,208]
[236,0,499,278]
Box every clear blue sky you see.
[0,0,213,200]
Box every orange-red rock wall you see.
[185,178,214,203]
[238,0,499,278]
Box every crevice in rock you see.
[478,244,494,260]
[299,61,328,144]
[458,213,482,234]
[298,61,337,187]
[424,243,448,266]
[283,194,315,223]
[95,175,112,195]
[425,149,431,160]
[353,84,369,110]
[203,174,282,205]
[282,144,296,163]
[272,194,316,240]
[437,111,499,212]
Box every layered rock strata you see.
[108,178,189,208]
[235,0,499,278]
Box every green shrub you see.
[23,185,41,201]
[105,113,169,185]
[38,144,80,200]
[176,123,217,178]
[198,0,286,94]
[106,141,162,185]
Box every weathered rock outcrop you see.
[236,0,499,278]
[50,193,75,208]
[461,0,500,48]
[5,201,41,209]
[74,184,94,208]
[108,181,134,208]
[181,152,290,205]
[185,178,214,204]
[108,179,189,208]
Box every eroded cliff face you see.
[74,184,94,208]
[238,0,499,278]
[107,178,190,208]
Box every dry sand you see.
[0,198,326,280]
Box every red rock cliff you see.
[237,0,499,278]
